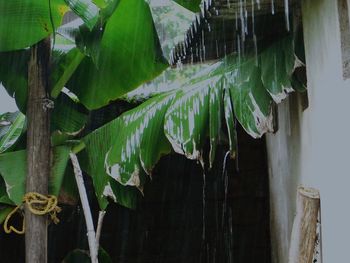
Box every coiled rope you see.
[4,192,61,234]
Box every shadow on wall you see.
[266,90,309,263]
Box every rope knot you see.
[24,192,61,224]
[3,192,61,234]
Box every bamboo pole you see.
[288,186,320,263]
[70,153,99,263]
[25,37,52,263]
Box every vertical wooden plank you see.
[25,37,51,263]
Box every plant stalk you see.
[96,210,106,251]
[70,153,99,263]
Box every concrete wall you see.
[0,84,17,113]
[266,0,350,262]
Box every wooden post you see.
[288,186,320,263]
[26,38,52,263]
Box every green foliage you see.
[104,93,174,189]
[0,176,13,226]
[260,37,297,103]
[0,0,306,214]
[51,48,85,98]
[102,36,301,192]
[67,0,168,110]
[1,0,168,111]
[0,0,68,51]
[0,0,169,210]
[0,146,71,205]
[0,177,13,205]
[0,207,13,225]
[0,50,29,112]
[64,0,100,30]
[149,0,195,60]
[81,119,141,210]
[0,50,89,135]
[51,94,88,134]
[0,112,26,153]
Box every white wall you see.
[266,0,350,262]
[0,84,17,113]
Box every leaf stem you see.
[69,152,98,263]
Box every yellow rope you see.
[3,192,61,234]
[4,206,25,235]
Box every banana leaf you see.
[0,111,26,153]
[0,146,71,205]
[81,119,141,210]
[51,48,85,98]
[0,0,68,51]
[64,0,99,30]
[0,177,12,205]
[67,0,168,110]
[0,50,88,134]
[149,0,195,61]
[0,50,29,112]
[100,35,302,192]
[1,0,167,112]
[51,94,89,134]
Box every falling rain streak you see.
[171,0,291,67]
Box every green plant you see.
[0,0,305,261]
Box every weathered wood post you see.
[288,186,321,263]
[26,37,52,263]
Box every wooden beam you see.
[26,37,52,263]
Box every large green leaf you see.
[0,177,12,205]
[1,0,167,111]
[64,0,99,30]
[103,36,301,191]
[0,51,88,133]
[81,119,141,210]
[0,146,71,205]
[0,48,88,128]
[208,80,223,167]
[164,78,211,161]
[0,112,26,153]
[148,0,195,61]
[260,37,296,103]
[0,50,29,112]
[51,48,85,98]
[106,93,174,188]
[51,94,89,134]
[67,0,168,109]
[223,86,237,158]
[0,0,68,52]
[228,62,273,138]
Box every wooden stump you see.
[288,186,320,263]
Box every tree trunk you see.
[26,38,51,263]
